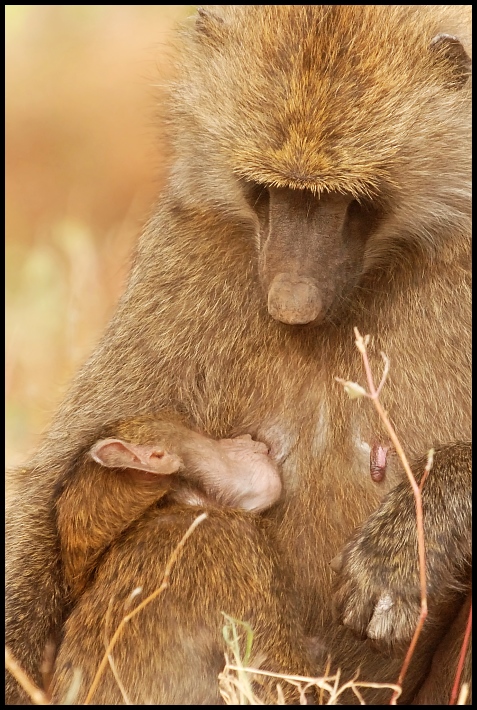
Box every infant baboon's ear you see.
[90,438,183,475]
[430,33,471,88]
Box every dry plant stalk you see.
[5,647,50,705]
[219,616,401,706]
[456,683,470,706]
[84,511,208,704]
[220,661,401,705]
[219,615,260,704]
[449,603,472,705]
[336,327,429,705]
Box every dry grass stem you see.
[102,600,132,705]
[5,647,50,705]
[221,662,401,705]
[336,327,430,704]
[456,682,470,706]
[449,603,472,705]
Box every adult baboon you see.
[6,6,471,704]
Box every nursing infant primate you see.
[6,5,471,705]
[57,415,282,601]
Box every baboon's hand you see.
[331,485,422,647]
[332,443,471,648]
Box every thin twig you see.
[225,664,400,695]
[350,683,366,704]
[456,683,469,706]
[84,512,207,704]
[319,656,332,706]
[107,654,132,705]
[449,602,472,705]
[39,639,55,701]
[103,598,132,704]
[5,647,50,705]
[348,329,429,703]
[225,664,333,686]
[419,448,434,492]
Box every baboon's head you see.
[172,6,471,325]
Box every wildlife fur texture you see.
[6,5,471,705]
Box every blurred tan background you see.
[6,5,193,468]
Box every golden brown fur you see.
[6,5,471,704]
[56,414,283,602]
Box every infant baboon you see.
[89,416,282,513]
[56,415,282,600]
[6,5,471,705]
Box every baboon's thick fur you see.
[6,6,471,704]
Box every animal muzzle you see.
[267,273,323,325]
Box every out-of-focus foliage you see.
[6,5,193,468]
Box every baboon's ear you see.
[90,438,182,475]
[195,7,227,49]
[430,33,471,88]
